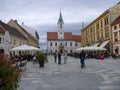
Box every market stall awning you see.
[75,46,106,51]
[100,40,109,48]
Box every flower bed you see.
[0,55,21,90]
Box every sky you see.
[0,0,120,50]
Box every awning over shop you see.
[94,43,99,46]
[100,40,109,48]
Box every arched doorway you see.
[59,45,64,54]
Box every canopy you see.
[75,46,106,51]
[9,45,40,51]
[100,40,109,48]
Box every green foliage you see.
[0,56,21,90]
[37,52,46,62]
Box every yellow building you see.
[81,3,120,53]
[7,19,39,47]
[0,20,27,55]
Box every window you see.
[75,43,78,47]
[96,23,99,29]
[70,42,72,46]
[10,39,12,45]
[20,41,21,45]
[114,32,118,42]
[60,24,62,29]
[114,26,117,30]
[101,20,103,27]
[104,17,109,25]
[65,42,67,46]
[119,31,120,40]
[50,42,52,46]
[60,43,62,46]
[55,42,57,46]
[0,37,1,44]
[3,37,4,44]
[14,40,16,45]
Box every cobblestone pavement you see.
[18,56,120,90]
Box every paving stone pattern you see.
[18,56,120,90]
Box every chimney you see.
[22,22,24,25]
[14,20,17,23]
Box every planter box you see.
[39,61,44,67]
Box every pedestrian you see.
[33,54,37,65]
[79,50,86,68]
[54,52,57,63]
[58,52,61,65]
[64,51,67,64]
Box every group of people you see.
[53,50,86,68]
[53,51,68,65]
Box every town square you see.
[0,0,120,90]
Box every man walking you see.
[79,50,86,68]
[54,52,57,63]
[58,52,61,65]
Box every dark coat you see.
[80,51,85,60]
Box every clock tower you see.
[57,11,64,40]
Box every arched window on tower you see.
[60,24,62,29]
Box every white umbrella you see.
[75,46,106,51]
[10,45,41,51]
[30,46,41,51]
[75,46,90,51]
[10,45,32,51]
[88,46,106,51]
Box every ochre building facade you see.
[81,3,120,53]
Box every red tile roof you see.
[47,32,81,42]
[111,15,120,26]
[64,32,74,40]
[0,25,5,33]
[0,20,27,40]
[73,35,81,42]
[47,32,58,40]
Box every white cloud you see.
[0,0,120,50]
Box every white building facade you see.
[111,15,120,55]
[47,11,81,54]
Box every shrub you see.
[0,56,21,90]
[37,52,46,62]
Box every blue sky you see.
[0,0,120,49]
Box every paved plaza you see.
[18,56,120,90]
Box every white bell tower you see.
[57,10,64,40]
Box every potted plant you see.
[37,52,46,67]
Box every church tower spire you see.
[57,10,64,40]
[58,10,64,23]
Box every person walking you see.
[64,51,67,64]
[33,54,37,65]
[79,50,86,68]
[58,52,61,65]
[54,52,57,63]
